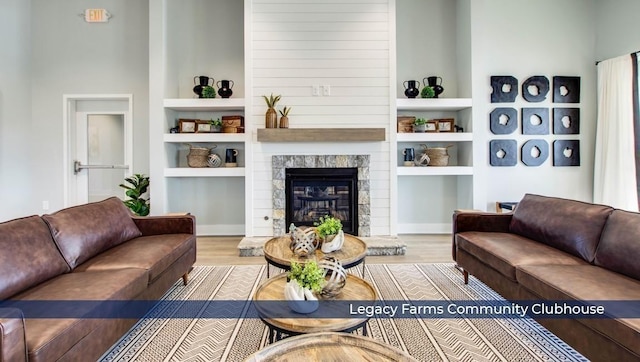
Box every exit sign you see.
[84,9,111,23]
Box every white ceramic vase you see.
[284,280,319,314]
[321,230,345,253]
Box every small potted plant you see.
[414,118,427,132]
[421,86,435,98]
[279,106,291,128]
[202,85,216,98]
[119,174,150,216]
[263,93,281,128]
[209,118,222,132]
[285,260,324,313]
[314,215,343,241]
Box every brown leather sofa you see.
[453,194,640,362]
[0,197,196,362]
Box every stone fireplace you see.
[272,155,370,237]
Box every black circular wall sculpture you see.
[521,139,549,166]
[490,107,518,134]
[522,76,549,102]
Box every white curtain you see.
[594,54,639,211]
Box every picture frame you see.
[425,120,438,132]
[436,118,454,132]
[178,119,197,133]
[196,120,212,133]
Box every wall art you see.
[553,108,580,134]
[553,76,580,103]
[521,139,549,166]
[553,140,580,166]
[521,108,549,135]
[490,139,517,166]
[490,76,518,103]
[490,107,518,134]
[521,75,549,102]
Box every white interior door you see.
[76,113,129,203]
[64,95,133,207]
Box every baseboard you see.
[397,223,451,234]
[196,224,245,236]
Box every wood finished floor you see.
[195,234,453,266]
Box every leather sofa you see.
[452,194,640,362]
[0,197,197,362]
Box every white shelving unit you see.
[164,167,245,177]
[396,98,472,111]
[163,98,245,112]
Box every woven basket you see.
[187,145,213,168]
[420,144,451,166]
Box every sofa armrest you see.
[0,308,27,362]
[132,215,196,236]
[452,211,513,261]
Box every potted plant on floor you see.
[285,260,324,313]
[119,174,150,216]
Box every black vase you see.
[193,76,214,98]
[425,76,444,98]
[217,80,234,99]
[403,80,420,99]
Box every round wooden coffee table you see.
[263,233,367,277]
[244,332,419,361]
[253,273,376,343]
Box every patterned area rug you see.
[100,264,587,362]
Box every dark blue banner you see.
[1,300,638,319]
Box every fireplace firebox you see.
[285,168,358,235]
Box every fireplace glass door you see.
[285,168,358,235]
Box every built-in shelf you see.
[257,128,386,142]
[163,133,245,143]
[396,98,472,111]
[163,98,245,111]
[164,167,245,177]
[396,132,473,142]
[397,166,473,176]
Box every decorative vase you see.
[265,107,278,128]
[414,124,426,133]
[207,152,222,168]
[216,80,234,98]
[193,76,213,98]
[403,80,420,98]
[284,280,319,314]
[279,115,289,129]
[424,76,444,98]
[321,230,345,253]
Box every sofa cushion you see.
[42,197,142,269]
[516,264,640,356]
[595,209,640,280]
[456,231,586,281]
[12,268,148,362]
[73,233,196,283]
[0,216,70,300]
[509,194,614,262]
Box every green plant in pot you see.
[314,215,343,241]
[420,86,435,98]
[263,93,281,128]
[285,260,324,313]
[414,118,427,133]
[119,174,150,216]
[202,86,216,98]
[209,118,222,132]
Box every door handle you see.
[73,160,130,174]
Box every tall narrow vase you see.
[265,107,278,128]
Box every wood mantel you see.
[257,128,386,142]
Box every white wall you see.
[249,0,392,236]
[595,0,640,61]
[2,0,149,221]
[0,0,33,220]
[470,0,597,209]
